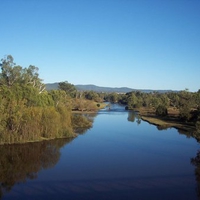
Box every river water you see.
[0,104,199,200]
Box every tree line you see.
[74,84,200,135]
[104,89,200,134]
[57,78,200,136]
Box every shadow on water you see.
[191,150,200,198]
[0,138,74,199]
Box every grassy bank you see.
[136,107,195,132]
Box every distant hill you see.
[45,83,176,93]
[75,84,135,93]
[75,84,176,93]
[45,82,59,90]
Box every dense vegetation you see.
[0,55,101,144]
[103,89,200,136]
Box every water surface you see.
[1,104,199,200]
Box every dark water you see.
[1,104,200,200]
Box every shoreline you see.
[141,116,195,132]
[0,134,77,146]
[135,107,196,133]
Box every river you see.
[0,104,199,200]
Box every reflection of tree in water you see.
[156,125,169,131]
[136,117,141,125]
[127,112,135,122]
[127,112,141,125]
[191,150,200,197]
[0,138,73,198]
[178,128,194,138]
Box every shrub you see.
[156,105,168,116]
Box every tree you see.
[126,92,138,110]
[0,55,21,86]
[195,90,200,110]
[48,89,72,108]
[22,65,45,94]
[156,105,168,116]
[178,89,194,121]
[179,105,191,121]
[58,81,77,98]
[168,92,180,108]
[0,55,45,94]
[118,94,128,105]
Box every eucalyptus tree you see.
[58,81,77,98]
[0,55,45,94]
[0,55,22,86]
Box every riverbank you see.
[136,107,196,132]
[0,103,106,145]
[72,102,107,113]
[0,133,77,146]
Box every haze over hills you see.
[45,83,177,93]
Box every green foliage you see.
[83,91,103,102]
[109,93,119,103]
[58,81,77,98]
[156,105,168,116]
[195,109,200,134]
[71,114,92,129]
[168,92,180,108]
[118,94,128,104]
[48,89,72,108]
[126,92,138,109]
[0,55,75,144]
[179,105,191,121]
[72,99,98,111]
[56,104,73,137]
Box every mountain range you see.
[45,83,176,93]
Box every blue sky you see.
[1,0,200,91]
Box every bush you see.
[156,105,168,116]
[179,105,191,121]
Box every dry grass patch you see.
[138,107,195,132]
